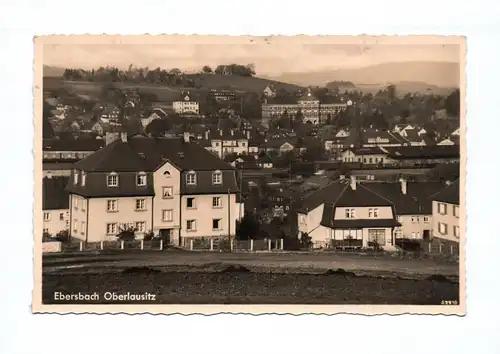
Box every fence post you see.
[210,238,214,251]
[120,240,124,250]
[79,241,83,252]
[230,239,234,251]
[439,243,442,253]
[268,239,271,251]
[250,239,254,251]
[280,238,284,250]
[100,241,104,250]
[450,245,453,254]
[428,242,431,253]
[141,240,144,250]
[160,239,163,251]
[190,239,194,251]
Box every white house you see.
[430,180,460,244]
[173,93,199,115]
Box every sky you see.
[43,40,460,76]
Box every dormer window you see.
[73,170,79,185]
[163,170,171,178]
[212,170,222,185]
[136,172,147,187]
[107,172,119,187]
[186,171,197,185]
[81,172,87,186]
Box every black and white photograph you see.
[34,35,465,314]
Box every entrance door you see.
[423,230,430,241]
[160,229,172,244]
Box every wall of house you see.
[396,214,432,239]
[173,101,199,114]
[297,204,325,236]
[43,208,69,236]
[83,196,154,243]
[69,194,89,241]
[333,206,393,220]
[180,193,239,239]
[153,161,181,243]
[432,201,460,243]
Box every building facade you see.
[173,93,199,115]
[431,180,460,244]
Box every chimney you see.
[246,130,251,139]
[230,129,234,136]
[205,130,209,140]
[120,132,128,143]
[350,175,356,191]
[183,132,190,143]
[400,178,407,195]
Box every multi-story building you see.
[261,89,348,124]
[66,132,241,245]
[430,179,460,244]
[297,176,401,249]
[173,92,199,115]
[202,129,251,158]
[43,176,70,236]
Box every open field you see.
[42,251,459,304]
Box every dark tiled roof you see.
[430,179,460,205]
[43,176,70,210]
[385,146,459,159]
[365,181,446,215]
[67,172,155,198]
[43,138,105,152]
[343,147,386,155]
[334,184,394,208]
[297,181,347,213]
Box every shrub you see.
[143,230,155,241]
[116,224,137,242]
[55,230,70,243]
[42,232,52,243]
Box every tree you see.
[300,232,312,249]
[116,224,137,241]
[387,84,397,101]
[444,89,460,117]
[202,65,212,74]
[236,212,261,240]
[145,118,172,137]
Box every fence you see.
[181,237,284,252]
[58,239,166,253]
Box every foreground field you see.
[42,269,459,305]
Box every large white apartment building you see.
[172,92,199,115]
[65,132,242,245]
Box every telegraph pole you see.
[227,188,231,252]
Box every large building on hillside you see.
[172,92,199,115]
[261,89,348,124]
[65,132,242,245]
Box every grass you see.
[42,267,459,305]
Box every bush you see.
[55,230,70,243]
[143,230,155,241]
[116,224,137,242]
[42,232,52,243]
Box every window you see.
[136,173,147,187]
[81,172,86,186]
[162,209,173,222]
[453,225,460,238]
[396,215,401,222]
[411,216,420,223]
[81,221,85,234]
[212,197,221,208]
[368,229,386,245]
[163,170,171,177]
[73,219,78,233]
[424,216,430,223]
[136,199,146,211]
[43,212,50,221]
[369,208,379,218]
[43,228,49,234]
[162,186,173,199]
[81,200,86,212]
[395,228,403,238]
[453,205,459,218]
[65,220,69,228]
[186,172,197,185]
[438,203,447,215]
[106,223,118,235]
[345,208,355,218]
[212,171,222,185]
[186,197,195,209]
[107,199,118,212]
[135,222,146,233]
[186,220,196,231]
[212,218,222,230]
[107,173,119,187]
[438,222,448,235]
[73,198,79,210]
[299,214,306,224]
[59,213,64,221]
[73,170,79,185]
[411,232,416,239]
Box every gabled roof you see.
[43,138,105,152]
[43,176,70,210]
[384,145,459,159]
[430,179,460,205]
[74,135,235,173]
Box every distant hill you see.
[269,61,459,92]
[43,65,65,77]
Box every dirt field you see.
[42,251,460,305]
